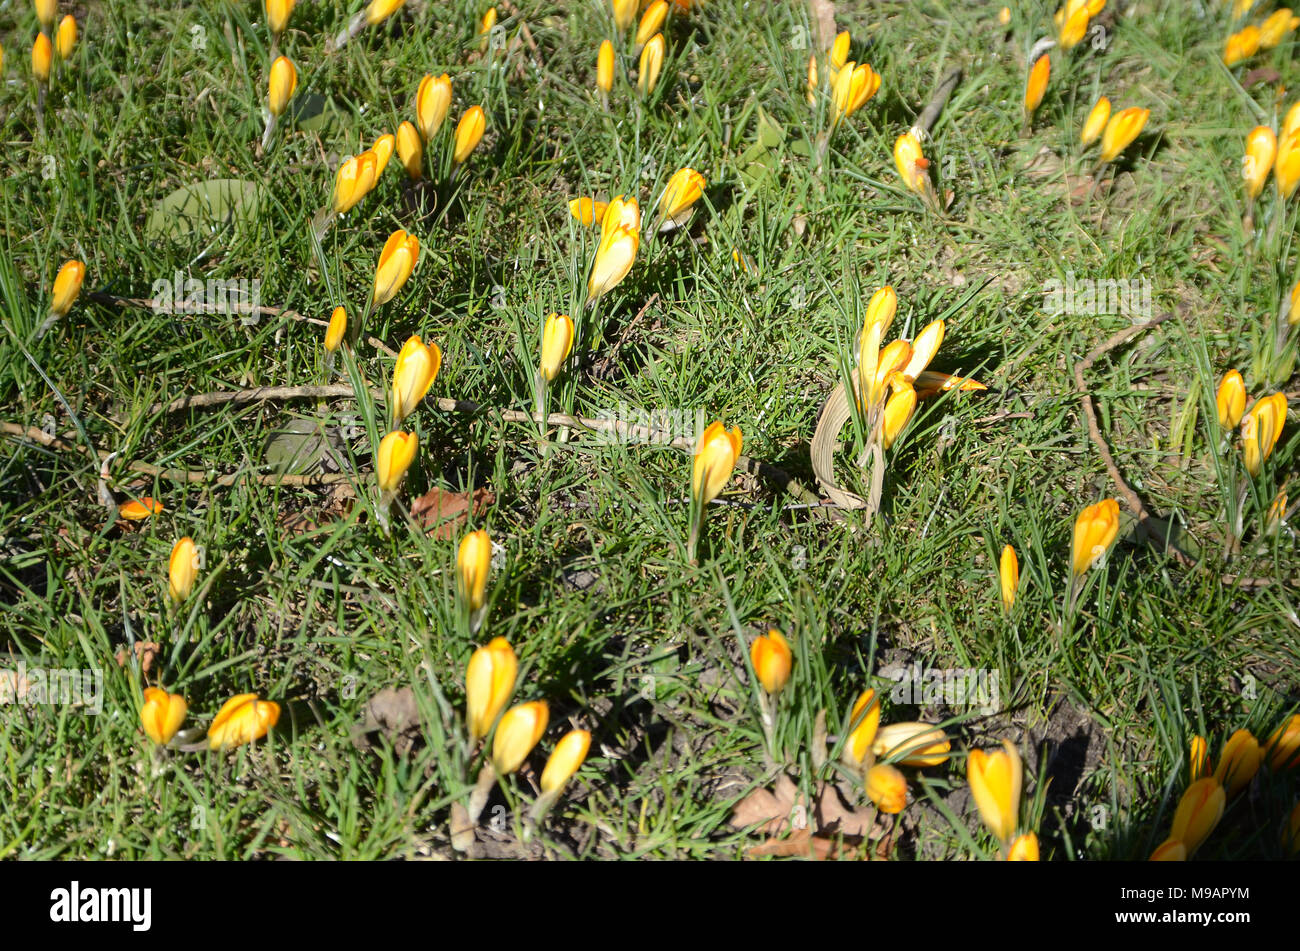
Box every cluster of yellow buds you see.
[140,687,280,751]
[1054,0,1106,51]
[804,31,881,136]
[969,739,1040,859]
[602,0,672,99]
[1224,7,1298,66]
[464,635,591,809]
[854,286,979,451]
[1241,103,1300,211]
[1153,719,1297,859]
[1216,370,1288,477]
[586,194,642,302]
[839,687,951,817]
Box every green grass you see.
[0,0,1297,860]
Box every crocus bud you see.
[466,637,517,740]
[268,55,297,117]
[452,105,486,166]
[371,132,395,176]
[968,739,1022,843]
[611,0,636,31]
[638,33,664,95]
[1241,392,1286,477]
[365,0,408,26]
[569,197,609,226]
[479,7,497,49]
[1214,728,1261,798]
[901,319,944,381]
[658,166,706,230]
[881,381,917,449]
[597,40,615,94]
[999,544,1019,612]
[830,31,850,72]
[539,313,574,382]
[266,0,295,36]
[372,229,420,307]
[1189,735,1210,782]
[636,0,668,46]
[50,259,85,316]
[1170,777,1225,857]
[872,339,913,404]
[865,763,908,814]
[1070,498,1119,577]
[415,73,452,141]
[541,729,591,794]
[805,54,818,105]
[140,688,188,747]
[55,14,75,59]
[998,6,1011,25]
[843,689,881,768]
[1058,5,1089,49]
[208,693,281,750]
[831,61,880,127]
[1276,130,1300,199]
[750,629,793,696]
[1081,96,1110,146]
[866,285,897,331]
[1284,101,1300,140]
[35,0,57,32]
[601,194,641,232]
[1265,715,1300,771]
[872,722,951,766]
[1024,54,1050,118]
[333,151,379,214]
[1261,8,1300,47]
[33,32,52,83]
[1007,832,1039,860]
[396,121,422,178]
[1224,25,1261,66]
[1149,838,1187,861]
[458,529,492,612]
[1100,106,1149,162]
[390,334,440,423]
[692,421,742,507]
[492,700,549,775]
[1216,369,1247,429]
[168,536,198,602]
[893,132,930,196]
[376,430,418,493]
[119,497,164,520]
[587,223,639,300]
[324,306,347,353]
[1243,126,1277,200]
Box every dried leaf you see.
[814,781,876,838]
[114,641,162,676]
[351,686,423,756]
[746,827,836,859]
[412,485,495,539]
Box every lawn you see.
[0,0,1297,860]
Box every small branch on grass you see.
[912,67,962,139]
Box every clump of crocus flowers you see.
[840,688,952,817]
[1151,719,1297,859]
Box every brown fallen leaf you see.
[351,685,423,756]
[747,828,837,859]
[1242,67,1281,88]
[114,641,162,676]
[814,780,877,838]
[412,485,495,539]
[730,773,803,835]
